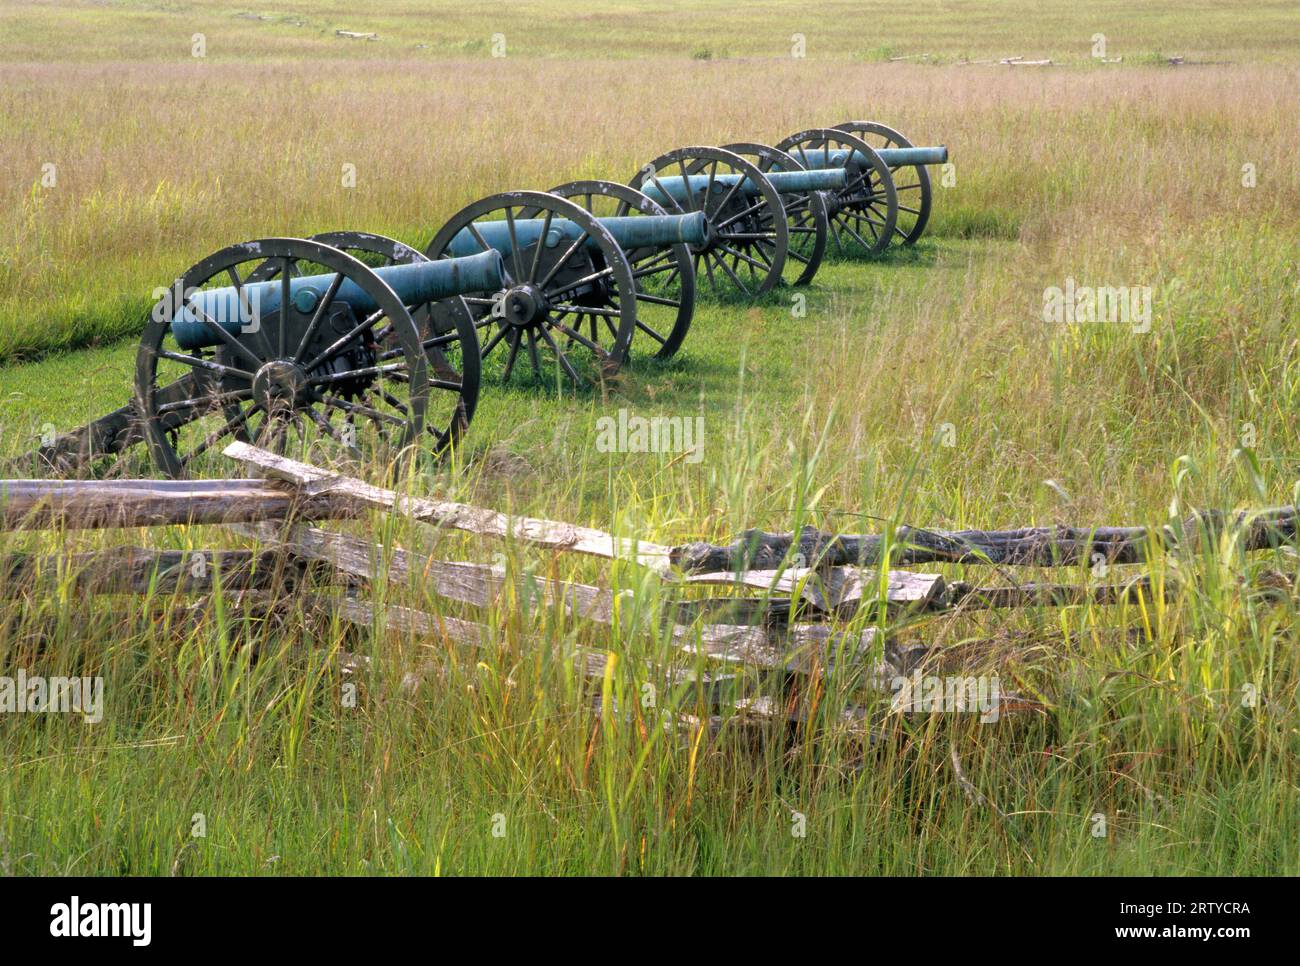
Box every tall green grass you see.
[2,374,1297,874]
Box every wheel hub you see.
[502,283,549,327]
[692,182,753,254]
[252,359,308,413]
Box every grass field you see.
[1,1,1299,875]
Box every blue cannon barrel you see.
[793,146,949,169]
[878,146,948,166]
[169,249,505,351]
[444,211,707,259]
[640,168,847,208]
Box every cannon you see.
[776,124,949,253]
[784,146,948,170]
[27,118,952,483]
[524,181,699,360]
[774,128,899,258]
[628,147,847,297]
[126,237,502,478]
[426,191,707,387]
[243,230,485,441]
[683,143,832,287]
[36,231,489,476]
[833,120,947,247]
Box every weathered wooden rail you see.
[3,444,1295,734]
[672,512,1300,572]
[0,478,355,531]
[1,547,318,595]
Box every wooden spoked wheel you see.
[135,238,428,478]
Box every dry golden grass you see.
[3,0,1298,63]
[2,57,1296,358]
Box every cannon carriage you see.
[524,180,699,362]
[630,146,847,297]
[688,143,833,287]
[425,190,707,387]
[776,123,949,254]
[135,237,503,477]
[833,120,947,247]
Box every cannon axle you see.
[251,359,311,413]
[500,283,551,327]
